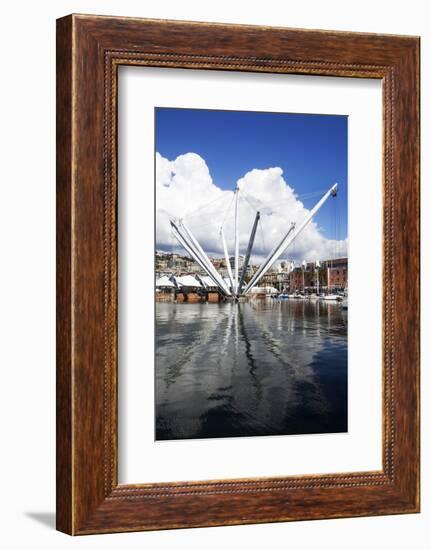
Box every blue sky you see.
[155,107,347,241]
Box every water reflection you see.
[155,300,347,440]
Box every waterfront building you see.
[155,250,347,296]
[289,257,348,293]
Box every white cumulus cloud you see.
[156,152,347,264]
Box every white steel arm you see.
[170,221,228,293]
[243,223,295,295]
[179,220,232,295]
[243,183,338,295]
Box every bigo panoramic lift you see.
[170,183,338,300]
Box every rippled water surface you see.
[155,300,347,440]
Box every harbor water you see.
[155,299,347,440]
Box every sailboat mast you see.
[302,262,305,292]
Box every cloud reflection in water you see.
[155,300,347,440]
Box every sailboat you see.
[321,294,341,301]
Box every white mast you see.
[234,188,240,295]
[220,227,235,293]
[243,183,338,295]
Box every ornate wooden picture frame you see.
[56,14,420,534]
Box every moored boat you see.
[321,294,342,301]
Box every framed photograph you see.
[56,14,420,534]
